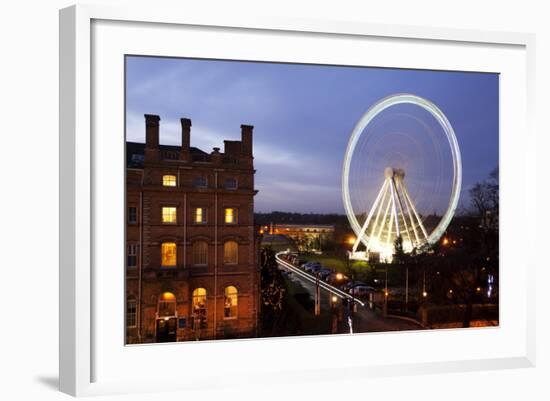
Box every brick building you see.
[126,115,259,343]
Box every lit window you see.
[192,241,208,266]
[223,241,238,264]
[195,207,206,224]
[127,296,137,327]
[224,208,236,224]
[161,242,176,267]
[224,178,237,190]
[192,288,207,329]
[128,207,137,224]
[162,175,177,187]
[193,176,207,189]
[162,207,177,224]
[127,244,138,268]
[158,292,176,317]
[224,286,238,319]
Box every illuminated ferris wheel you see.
[342,94,462,262]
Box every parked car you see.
[318,268,333,281]
[342,281,368,292]
[348,285,376,298]
[303,262,321,272]
[307,264,323,274]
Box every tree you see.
[259,247,287,335]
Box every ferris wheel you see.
[341,94,462,262]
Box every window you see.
[224,178,237,190]
[162,175,177,187]
[192,241,208,266]
[193,176,207,189]
[224,208,236,224]
[127,244,138,268]
[223,241,238,264]
[128,207,137,224]
[192,288,207,329]
[158,292,176,317]
[161,242,177,267]
[224,286,238,318]
[162,207,177,224]
[194,207,206,224]
[127,296,137,327]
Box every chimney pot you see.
[180,117,192,160]
[240,124,254,158]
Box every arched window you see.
[127,296,137,327]
[158,292,176,317]
[162,175,177,187]
[192,241,208,266]
[161,242,176,267]
[192,288,207,329]
[223,240,238,264]
[224,286,238,318]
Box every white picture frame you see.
[59,4,536,397]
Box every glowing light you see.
[336,273,344,281]
[331,295,338,303]
[342,94,462,257]
[225,208,235,224]
[161,243,177,267]
[195,207,204,223]
[442,238,449,245]
[162,175,177,187]
[162,207,177,223]
[347,236,356,245]
[422,291,428,297]
[160,292,176,301]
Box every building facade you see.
[126,115,259,343]
[271,224,335,252]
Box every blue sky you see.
[126,56,499,214]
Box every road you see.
[275,252,424,333]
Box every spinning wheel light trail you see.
[342,94,462,262]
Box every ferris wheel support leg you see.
[368,181,390,251]
[386,194,395,247]
[394,179,413,248]
[401,182,429,242]
[400,179,420,246]
[389,178,401,238]
[377,183,393,242]
[352,180,389,253]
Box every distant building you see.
[126,115,259,343]
[271,224,335,252]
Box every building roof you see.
[126,141,208,168]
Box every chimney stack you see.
[179,118,192,161]
[144,114,160,163]
[240,124,254,158]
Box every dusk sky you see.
[126,56,499,214]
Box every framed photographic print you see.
[59,4,536,397]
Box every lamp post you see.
[345,236,356,333]
[384,264,388,317]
